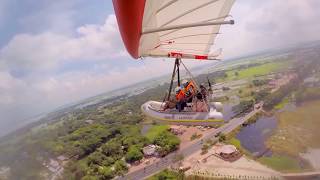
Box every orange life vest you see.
[176,90,185,101]
[185,81,196,97]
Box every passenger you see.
[192,100,209,112]
[192,94,209,112]
[175,86,186,112]
[191,84,209,112]
[182,79,196,103]
[199,83,208,101]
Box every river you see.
[236,116,277,157]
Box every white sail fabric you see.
[139,0,235,59]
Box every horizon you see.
[1,41,315,138]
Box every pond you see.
[236,116,277,157]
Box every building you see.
[304,76,320,87]
[57,155,68,161]
[85,119,94,124]
[268,73,297,92]
[0,167,10,179]
[169,125,185,135]
[47,159,60,173]
[215,145,242,162]
[142,144,159,157]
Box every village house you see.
[169,125,185,135]
[142,144,159,157]
[85,119,94,124]
[47,159,60,173]
[214,145,242,162]
[304,76,320,87]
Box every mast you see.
[167,58,180,101]
[177,59,180,86]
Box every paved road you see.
[282,171,320,179]
[117,108,262,180]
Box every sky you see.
[0,0,320,136]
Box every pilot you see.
[175,86,186,112]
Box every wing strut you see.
[142,20,234,35]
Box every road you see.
[117,107,262,180]
[282,171,320,179]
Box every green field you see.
[266,100,320,157]
[274,98,289,110]
[148,169,183,180]
[228,137,241,149]
[226,61,288,80]
[145,125,169,142]
[258,155,302,172]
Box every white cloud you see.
[0,15,124,75]
[215,0,320,58]
[0,14,128,135]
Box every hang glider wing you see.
[113,0,235,60]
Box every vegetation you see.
[253,89,270,102]
[263,78,298,110]
[62,125,149,179]
[61,124,120,158]
[232,99,254,116]
[244,112,261,125]
[148,169,184,180]
[266,100,320,157]
[222,86,230,91]
[172,153,184,163]
[252,79,268,86]
[0,46,319,179]
[201,139,217,155]
[145,125,170,142]
[226,61,288,80]
[153,131,180,156]
[258,155,302,172]
[125,145,143,163]
[190,133,202,141]
[143,125,180,156]
[213,96,229,102]
[228,138,241,150]
[218,133,226,142]
[274,98,289,110]
[295,87,320,104]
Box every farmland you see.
[266,100,320,157]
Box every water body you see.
[236,116,277,157]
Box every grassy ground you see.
[148,169,183,180]
[274,98,289,110]
[144,125,169,142]
[228,137,241,149]
[258,155,302,172]
[236,85,255,100]
[266,100,320,157]
[226,61,288,80]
